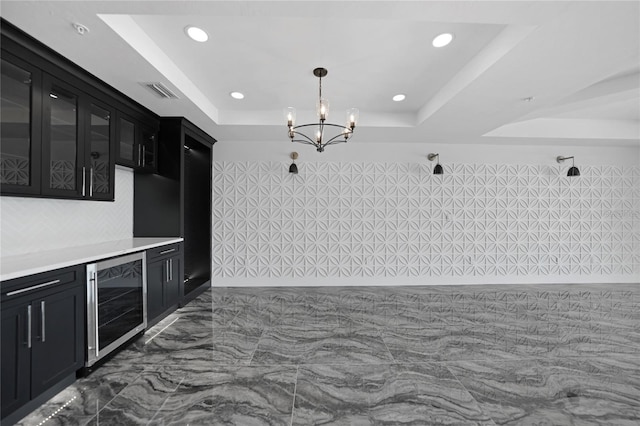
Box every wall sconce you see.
[289,152,299,174]
[427,153,443,175]
[556,155,580,177]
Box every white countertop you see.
[1,237,183,282]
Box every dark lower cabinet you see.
[146,243,183,326]
[30,287,84,395]
[1,266,84,424]
[1,303,31,418]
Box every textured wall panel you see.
[212,162,640,283]
[1,167,133,257]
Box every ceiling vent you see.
[142,82,179,99]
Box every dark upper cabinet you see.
[140,125,157,173]
[85,101,115,200]
[116,114,136,168]
[41,74,81,198]
[40,75,115,200]
[1,19,157,200]
[116,112,158,173]
[0,53,42,195]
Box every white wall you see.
[212,140,640,286]
[0,166,134,257]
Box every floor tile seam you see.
[144,316,182,345]
[145,373,187,425]
[247,328,266,365]
[82,367,149,420]
[442,362,500,426]
[289,365,300,426]
[378,328,398,363]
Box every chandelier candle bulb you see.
[346,108,359,128]
[284,107,296,127]
[317,99,329,121]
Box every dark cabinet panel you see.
[0,303,31,419]
[165,256,181,307]
[85,102,115,200]
[116,115,136,168]
[146,259,164,322]
[1,20,159,200]
[41,75,81,197]
[146,243,183,325]
[0,53,42,195]
[40,76,115,200]
[140,126,157,173]
[135,118,215,305]
[30,285,84,396]
[116,113,158,173]
[0,266,84,423]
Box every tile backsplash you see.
[0,167,133,257]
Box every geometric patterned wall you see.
[213,162,640,283]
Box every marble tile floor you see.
[15,284,640,425]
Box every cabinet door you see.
[146,259,165,323]
[0,53,42,195]
[166,256,182,308]
[41,75,83,198]
[30,285,84,396]
[1,302,31,418]
[85,101,115,200]
[139,126,157,173]
[116,114,137,168]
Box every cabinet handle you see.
[27,305,32,349]
[142,146,146,167]
[82,166,86,196]
[160,248,176,255]
[169,258,173,282]
[89,168,94,197]
[165,260,170,283]
[138,145,142,167]
[41,301,46,342]
[6,279,61,297]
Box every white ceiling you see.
[2,1,639,147]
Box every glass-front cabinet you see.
[85,102,115,200]
[116,113,157,173]
[140,126,157,172]
[0,55,115,200]
[117,115,136,167]
[1,23,158,201]
[0,54,42,195]
[40,76,115,200]
[42,76,79,197]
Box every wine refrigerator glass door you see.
[86,251,147,367]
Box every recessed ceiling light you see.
[392,94,406,102]
[185,26,208,42]
[432,33,453,48]
[230,92,244,100]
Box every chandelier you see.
[285,67,359,152]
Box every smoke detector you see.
[72,23,90,36]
